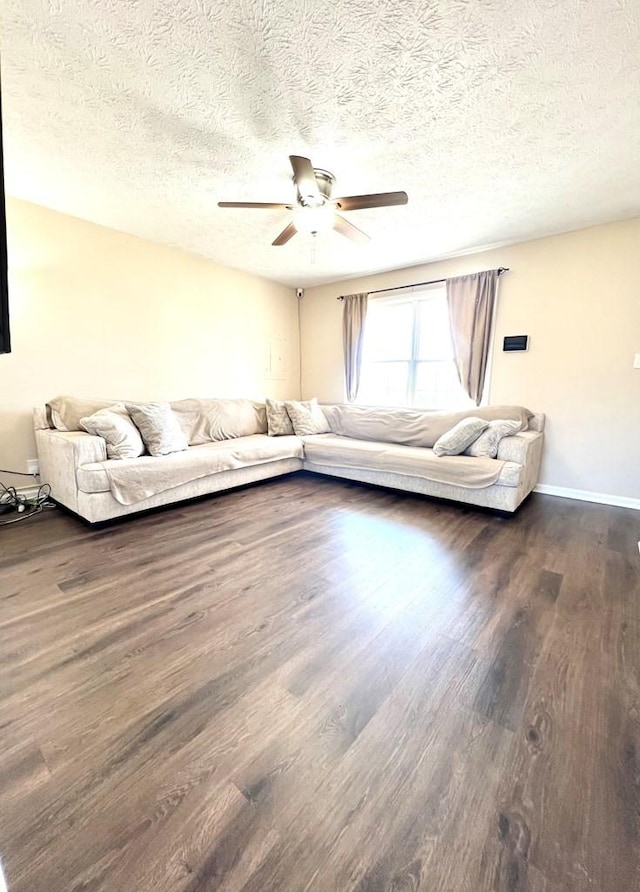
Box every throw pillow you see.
[265,398,295,436]
[80,406,145,460]
[432,417,489,457]
[284,398,331,436]
[126,403,189,456]
[465,419,521,458]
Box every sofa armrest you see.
[497,430,545,502]
[33,406,50,430]
[528,413,545,432]
[35,430,107,513]
[497,430,542,464]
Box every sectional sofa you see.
[34,397,545,524]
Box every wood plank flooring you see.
[0,474,638,891]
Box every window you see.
[357,286,474,410]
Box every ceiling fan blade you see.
[218,201,293,209]
[333,214,370,245]
[289,155,321,203]
[334,191,408,211]
[272,222,298,246]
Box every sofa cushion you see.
[285,399,331,435]
[80,406,145,460]
[169,398,267,444]
[465,419,521,458]
[127,403,189,456]
[77,435,304,503]
[302,435,521,489]
[266,398,295,436]
[433,417,489,456]
[47,396,121,431]
[321,404,532,448]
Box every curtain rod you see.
[336,266,509,300]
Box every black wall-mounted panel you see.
[503,335,528,352]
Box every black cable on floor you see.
[0,480,56,525]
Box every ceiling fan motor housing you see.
[296,169,335,207]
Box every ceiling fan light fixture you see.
[293,204,335,236]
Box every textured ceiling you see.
[2,0,640,287]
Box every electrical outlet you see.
[27,459,39,477]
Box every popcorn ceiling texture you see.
[3,0,640,286]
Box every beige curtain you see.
[342,292,369,402]
[446,269,499,405]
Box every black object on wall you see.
[0,82,10,355]
[503,335,528,352]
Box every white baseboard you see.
[534,484,640,511]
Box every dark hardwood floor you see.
[1,474,638,891]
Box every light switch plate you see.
[634,353,640,369]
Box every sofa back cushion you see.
[47,396,121,431]
[45,395,268,444]
[321,404,533,448]
[170,398,267,444]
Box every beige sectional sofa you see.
[34,398,545,523]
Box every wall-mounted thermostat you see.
[503,335,529,352]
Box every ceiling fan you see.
[218,155,408,246]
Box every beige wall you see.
[301,218,640,502]
[0,199,300,488]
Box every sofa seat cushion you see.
[302,435,522,489]
[77,434,303,505]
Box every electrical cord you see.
[0,468,36,476]
[0,480,56,525]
